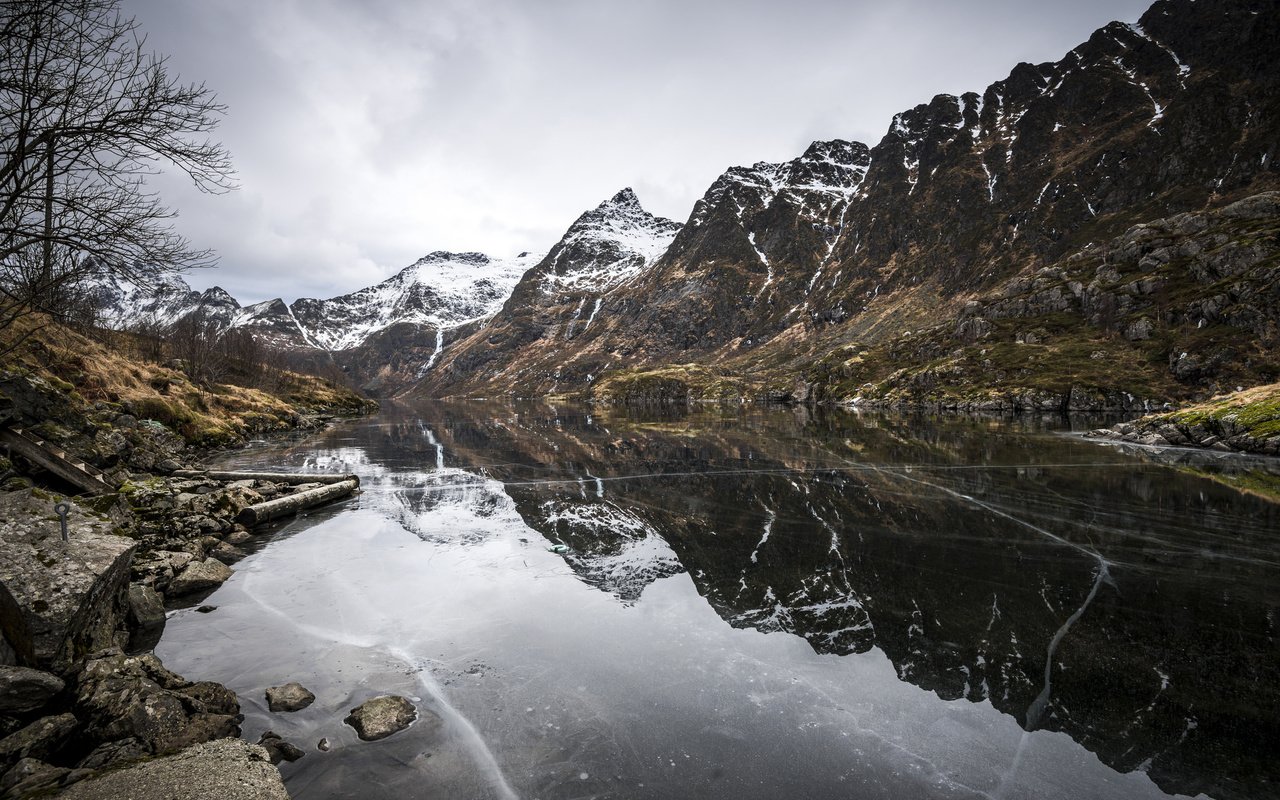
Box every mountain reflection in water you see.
[163,401,1280,800]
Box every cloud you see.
[120,0,1153,304]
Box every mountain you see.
[94,0,1279,407]
[426,188,681,395]
[92,274,241,331]
[290,251,539,352]
[94,251,542,393]
[417,0,1280,405]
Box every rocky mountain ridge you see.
[421,0,1280,403]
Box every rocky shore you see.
[0,361,377,797]
[1084,382,1280,456]
[0,462,372,797]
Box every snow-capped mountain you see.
[92,273,240,330]
[416,0,1280,401]
[290,251,542,352]
[422,188,681,394]
[538,188,681,294]
[97,250,540,350]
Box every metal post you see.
[54,502,70,543]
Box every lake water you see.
[156,401,1280,800]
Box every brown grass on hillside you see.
[2,314,371,445]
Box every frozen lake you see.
[157,402,1280,799]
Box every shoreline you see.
[0,399,376,798]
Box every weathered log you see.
[173,470,359,487]
[235,479,359,527]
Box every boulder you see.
[75,651,240,759]
[56,739,289,800]
[0,667,64,714]
[75,738,150,771]
[265,682,315,712]
[343,695,418,741]
[126,585,166,631]
[0,713,78,767]
[0,757,70,798]
[0,492,134,671]
[256,731,305,765]
[168,559,232,596]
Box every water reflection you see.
[190,401,1280,800]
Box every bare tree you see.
[1,0,235,346]
[166,311,226,385]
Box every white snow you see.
[418,327,444,376]
[581,298,602,332]
[297,250,544,351]
[541,191,680,295]
[749,506,777,564]
[1035,180,1054,206]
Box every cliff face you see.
[829,191,1280,409]
[415,0,1280,402]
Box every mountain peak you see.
[605,187,642,208]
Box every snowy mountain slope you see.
[91,250,542,358]
[91,273,241,330]
[538,188,681,294]
[423,189,680,395]
[290,251,543,352]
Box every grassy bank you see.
[1,314,374,458]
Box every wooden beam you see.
[0,429,112,496]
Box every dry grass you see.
[2,314,372,445]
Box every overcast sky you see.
[120,0,1153,305]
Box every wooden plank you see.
[235,479,359,526]
[0,429,112,495]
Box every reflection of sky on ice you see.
[159,412,1255,800]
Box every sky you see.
[120,0,1154,305]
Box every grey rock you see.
[76,651,240,758]
[343,695,419,741]
[265,682,315,712]
[168,559,232,596]
[0,757,69,799]
[1124,317,1155,341]
[256,731,305,765]
[0,667,64,714]
[57,739,289,800]
[0,713,77,765]
[208,542,246,564]
[127,585,166,631]
[0,492,135,671]
[1219,192,1280,220]
[316,737,330,752]
[75,738,150,771]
